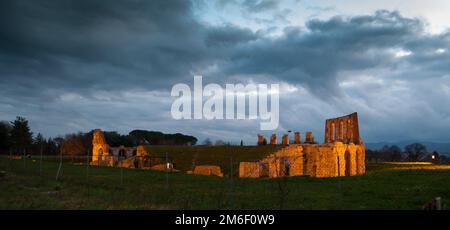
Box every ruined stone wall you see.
[194,165,224,177]
[119,157,136,168]
[274,144,303,176]
[136,145,148,157]
[110,146,136,158]
[92,129,109,162]
[324,112,361,144]
[303,144,336,177]
[240,141,365,179]
[240,144,304,178]
[239,162,261,178]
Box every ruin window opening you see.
[345,151,351,176]
[331,123,336,142]
[119,149,126,159]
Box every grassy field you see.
[1,156,450,210]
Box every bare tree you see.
[404,143,427,161]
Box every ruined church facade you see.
[239,112,366,178]
[91,129,148,167]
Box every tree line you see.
[0,116,197,156]
[366,143,446,163]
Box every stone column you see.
[257,134,264,145]
[282,134,289,145]
[294,131,301,144]
[305,132,314,143]
[270,134,277,145]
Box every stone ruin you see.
[257,134,264,145]
[91,112,365,179]
[192,165,224,177]
[269,134,277,145]
[294,131,300,144]
[92,129,144,168]
[239,112,366,178]
[91,129,225,175]
[282,134,289,145]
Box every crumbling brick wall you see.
[194,165,224,177]
[239,162,261,178]
[242,140,365,179]
[92,129,109,162]
[238,145,304,178]
[136,145,148,157]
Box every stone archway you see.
[98,148,103,160]
[119,149,126,159]
[281,157,290,176]
[345,151,351,176]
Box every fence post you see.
[56,150,63,181]
[22,148,26,171]
[39,143,43,176]
[436,197,442,210]
[8,148,12,172]
[165,152,169,190]
[337,154,342,209]
[86,150,90,199]
[120,156,123,187]
[229,155,234,186]
[229,155,234,208]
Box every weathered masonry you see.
[240,112,365,178]
[91,129,149,168]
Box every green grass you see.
[1,156,450,210]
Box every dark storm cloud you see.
[3,2,433,98]
[220,10,431,97]
[205,25,258,47]
[0,0,212,92]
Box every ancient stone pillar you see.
[282,134,289,145]
[356,144,366,175]
[305,132,314,143]
[345,143,358,176]
[257,134,264,145]
[294,131,300,144]
[270,134,277,145]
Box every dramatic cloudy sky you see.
[1,0,450,144]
